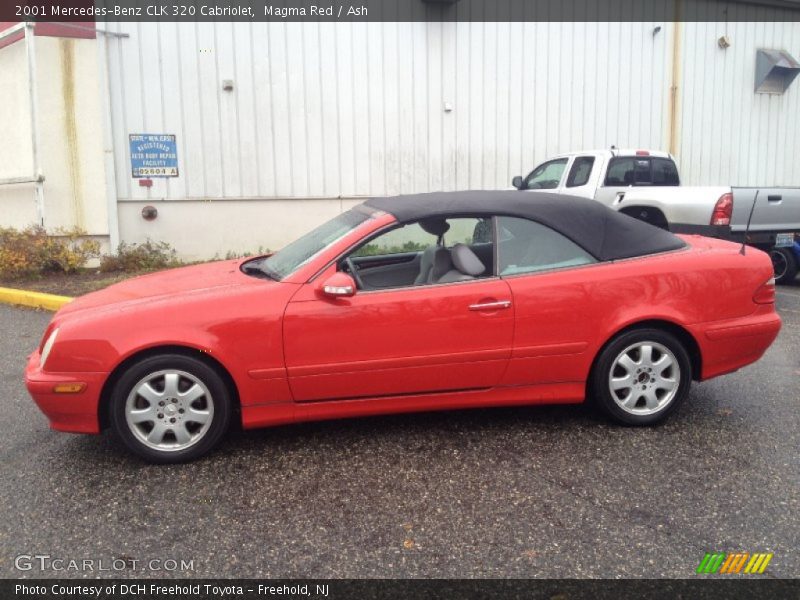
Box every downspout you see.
[667,3,682,157]
[97,30,120,251]
[24,22,45,226]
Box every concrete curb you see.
[0,287,73,311]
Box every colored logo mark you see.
[696,552,773,574]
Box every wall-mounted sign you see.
[129,134,179,177]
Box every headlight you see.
[40,328,59,369]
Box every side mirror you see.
[319,272,356,298]
[512,175,523,190]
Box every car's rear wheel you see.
[770,247,798,284]
[109,354,231,463]
[591,328,691,425]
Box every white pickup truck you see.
[512,149,800,255]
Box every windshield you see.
[259,208,373,280]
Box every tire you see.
[770,247,798,284]
[620,207,669,230]
[109,354,231,463]
[591,328,692,426]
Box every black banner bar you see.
[4,0,800,23]
[4,579,800,600]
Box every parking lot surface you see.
[1,284,798,579]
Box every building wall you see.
[103,20,800,259]
[678,20,800,187]
[0,38,36,229]
[0,33,109,237]
[36,36,109,236]
[4,18,800,260]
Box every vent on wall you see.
[755,49,800,94]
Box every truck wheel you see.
[770,247,798,284]
[620,207,669,230]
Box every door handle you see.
[469,300,512,311]
[767,194,782,202]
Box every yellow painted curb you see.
[0,287,73,311]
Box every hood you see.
[57,260,262,317]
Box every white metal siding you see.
[678,20,800,186]
[105,20,800,202]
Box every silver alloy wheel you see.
[608,342,680,416]
[124,369,214,452]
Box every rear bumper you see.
[24,351,106,434]
[671,223,793,247]
[695,308,782,380]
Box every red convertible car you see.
[25,192,781,462]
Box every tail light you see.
[753,277,776,304]
[710,193,733,226]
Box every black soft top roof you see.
[364,191,686,261]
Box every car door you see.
[282,217,515,402]
[493,216,600,386]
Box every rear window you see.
[604,156,680,187]
[652,158,680,185]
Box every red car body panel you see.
[24,216,781,436]
[284,263,515,401]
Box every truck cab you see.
[512,149,680,207]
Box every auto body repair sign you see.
[129,134,179,177]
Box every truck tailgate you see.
[731,187,800,233]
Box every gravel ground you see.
[0,283,797,579]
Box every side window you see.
[652,158,680,185]
[346,217,494,289]
[604,157,652,186]
[523,158,568,190]
[605,158,633,186]
[497,217,596,276]
[351,222,433,258]
[565,156,595,187]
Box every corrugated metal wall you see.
[678,20,800,186]
[106,20,800,202]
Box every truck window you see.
[604,156,679,187]
[565,156,595,187]
[523,158,568,190]
[605,158,637,186]
[652,158,680,185]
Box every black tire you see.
[770,247,798,284]
[591,328,692,426]
[620,207,669,230]
[109,354,231,463]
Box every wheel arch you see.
[618,205,669,230]
[589,319,702,386]
[98,345,241,431]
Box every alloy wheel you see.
[124,369,214,452]
[608,342,680,416]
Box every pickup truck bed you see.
[730,187,800,240]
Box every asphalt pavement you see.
[0,284,798,579]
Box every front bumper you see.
[24,350,107,434]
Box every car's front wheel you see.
[591,328,692,425]
[109,354,231,463]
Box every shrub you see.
[0,226,100,279]
[214,247,270,260]
[99,240,182,273]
